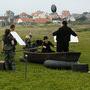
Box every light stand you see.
[24,54,28,80]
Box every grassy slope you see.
[0,24,90,90]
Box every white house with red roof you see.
[19,12,31,18]
[16,18,33,24]
[15,12,33,25]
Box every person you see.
[24,33,38,52]
[2,29,16,70]
[24,35,32,48]
[29,31,32,39]
[42,36,54,53]
[10,24,17,52]
[8,24,17,70]
[53,21,77,52]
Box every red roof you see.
[16,18,49,23]
[16,18,33,22]
[34,18,49,23]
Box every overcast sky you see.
[0,0,90,15]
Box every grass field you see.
[0,23,90,90]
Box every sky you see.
[0,0,90,15]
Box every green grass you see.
[0,24,90,90]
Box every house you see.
[49,13,61,23]
[15,12,33,25]
[32,10,48,19]
[59,10,76,22]
[59,10,71,21]
[15,11,50,25]
[19,12,32,18]
[61,10,71,19]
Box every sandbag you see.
[0,61,5,70]
[72,64,89,72]
[44,60,76,70]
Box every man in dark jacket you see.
[2,29,16,70]
[53,21,77,52]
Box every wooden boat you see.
[24,52,81,64]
